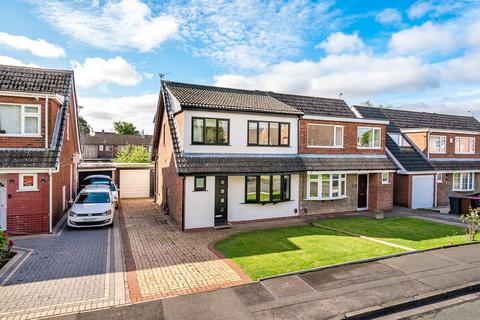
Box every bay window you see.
[248,121,289,146]
[307,124,343,147]
[429,135,446,153]
[192,117,229,145]
[357,127,381,149]
[245,175,290,203]
[307,174,346,200]
[0,104,40,135]
[455,137,475,154]
[452,173,474,191]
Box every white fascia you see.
[302,114,389,125]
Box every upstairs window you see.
[388,133,410,147]
[0,104,40,135]
[307,124,343,147]
[453,173,474,191]
[429,135,446,153]
[357,127,381,149]
[455,137,475,154]
[248,121,289,146]
[245,175,290,203]
[307,174,346,200]
[192,117,229,145]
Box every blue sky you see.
[1,0,479,133]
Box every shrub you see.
[0,229,13,265]
[460,208,480,241]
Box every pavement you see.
[48,243,480,320]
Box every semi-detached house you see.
[354,106,480,209]
[0,65,81,234]
[152,81,397,230]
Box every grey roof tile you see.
[0,149,58,168]
[430,159,480,171]
[0,65,73,96]
[81,132,152,146]
[385,135,433,172]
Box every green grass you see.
[314,217,470,250]
[215,225,404,280]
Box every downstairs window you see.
[307,174,346,200]
[245,175,290,203]
[452,173,474,191]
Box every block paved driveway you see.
[0,216,127,320]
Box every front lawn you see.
[314,217,470,250]
[215,226,404,279]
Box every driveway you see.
[0,216,127,320]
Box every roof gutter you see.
[0,91,64,105]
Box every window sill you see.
[429,151,446,154]
[357,147,382,150]
[304,196,349,201]
[17,188,39,192]
[0,134,42,138]
[307,146,344,149]
[242,199,293,205]
[246,145,291,147]
[193,189,208,192]
[191,143,230,146]
[455,153,475,155]
[452,189,475,192]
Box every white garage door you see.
[411,175,434,209]
[119,169,150,198]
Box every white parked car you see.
[83,175,119,208]
[68,187,115,228]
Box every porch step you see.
[214,221,232,229]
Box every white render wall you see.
[183,174,300,229]
[183,110,299,154]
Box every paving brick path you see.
[119,199,307,302]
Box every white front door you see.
[0,180,7,230]
[412,175,434,209]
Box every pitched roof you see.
[430,159,480,171]
[0,149,58,168]
[164,81,302,115]
[270,92,356,118]
[385,135,434,172]
[0,65,73,96]
[81,132,153,146]
[354,105,480,133]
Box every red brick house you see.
[0,65,81,234]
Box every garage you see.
[411,175,434,209]
[119,169,151,198]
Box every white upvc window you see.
[381,172,390,184]
[437,173,443,183]
[455,137,475,154]
[307,124,344,148]
[307,173,347,200]
[388,133,410,147]
[452,173,475,191]
[0,104,41,136]
[19,173,38,192]
[429,135,446,154]
[357,127,381,149]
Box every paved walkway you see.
[119,199,306,302]
[0,215,127,320]
[49,243,480,320]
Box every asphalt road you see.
[410,298,480,320]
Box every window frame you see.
[306,173,347,200]
[357,127,381,149]
[18,173,38,192]
[429,135,446,154]
[0,103,41,137]
[191,117,230,145]
[306,124,344,148]
[452,172,475,191]
[247,120,290,147]
[244,175,291,203]
[381,172,390,184]
[455,137,475,154]
[436,173,443,183]
[194,176,207,191]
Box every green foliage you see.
[461,208,480,241]
[360,100,393,109]
[113,121,140,135]
[79,116,92,135]
[0,229,12,252]
[115,145,151,163]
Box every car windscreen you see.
[89,179,111,185]
[76,192,110,204]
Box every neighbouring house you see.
[80,131,153,161]
[152,81,397,230]
[0,65,81,234]
[354,106,480,209]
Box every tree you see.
[115,145,151,163]
[113,121,140,135]
[461,208,480,241]
[79,116,92,135]
[360,100,394,109]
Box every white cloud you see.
[388,21,456,55]
[37,0,178,52]
[376,8,402,25]
[79,94,158,133]
[72,57,142,88]
[316,32,364,55]
[0,55,39,67]
[0,32,65,58]
[438,50,480,83]
[214,53,437,98]
[407,0,465,19]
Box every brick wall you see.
[298,119,386,154]
[6,173,49,234]
[405,133,427,153]
[156,110,184,227]
[368,173,393,211]
[393,174,410,207]
[437,173,480,207]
